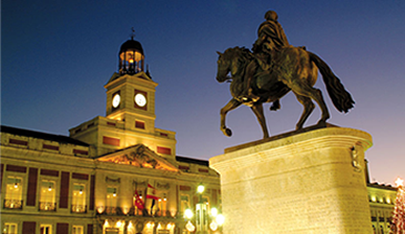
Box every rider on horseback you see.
[217,11,354,138]
[253,11,289,54]
[242,10,289,109]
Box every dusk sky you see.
[2,0,404,185]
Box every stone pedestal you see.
[210,126,373,233]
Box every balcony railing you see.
[71,204,87,213]
[153,209,173,217]
[94,206,121,215]
[96,206,177,218]
[3,199,23,209]
[39,202,57,211]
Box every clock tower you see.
[70,35,176,158]
[105,36,157,132]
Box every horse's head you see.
[216,47,251,83]
[216,51,232,83]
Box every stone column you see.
[210,126,373,233]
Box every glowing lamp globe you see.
[197,184,205,194]
[185,221,195,232]
[216,214,225,226]
[211,207,218,217]
[184,208,193,219]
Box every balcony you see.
[153,209,173,217]
[96,206,124,215]
[71,204,87,213]
[96,206,177,218]
[3,199,23,209]
[39,202,57,211]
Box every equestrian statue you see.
[216,10,354,139]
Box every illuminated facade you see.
[1,126,222,234]
[368,183,398,234]
[0,36,399,234]
[1,124,398,234]
[1,37,222,234]
[363,160,399,234]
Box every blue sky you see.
[2,0,404,185]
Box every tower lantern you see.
[118,33,145,75]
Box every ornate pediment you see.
[97,144,178,172]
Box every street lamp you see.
[196,184,207,234]
[184,208,196,232]
[184,208,194,219]
[211,207,218,217]
[209,207,225,232]
[184,184,224,233]
[216,214,225,226]
[197,184,205,194]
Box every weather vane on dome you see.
[130,27,136,40]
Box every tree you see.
[391,177,404,234]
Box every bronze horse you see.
[216,46,354,138]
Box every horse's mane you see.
[220,47,254,85]
[224,46,253,63]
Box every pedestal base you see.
[210,126,373,233]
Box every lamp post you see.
[184,184,224,233]
[196,184,207,234]
[184,208,195,233]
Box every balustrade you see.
[3,199,23,209]
[96,206,177,218]
[39,202,57,211]
[71,204,87,213]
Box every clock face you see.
[134,93,147,107]
[112,93,121,108]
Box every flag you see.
[147,183,160,212]
[134,190,144,210]
[146,184,159,200]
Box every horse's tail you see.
[308,51,355,113]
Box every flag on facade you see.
[146,184,159,200]
[134,190,144,210]
[147,183,159,211]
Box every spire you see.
[130,27,136,40]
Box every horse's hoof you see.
[316,121,327,127]
[225,128,232,137]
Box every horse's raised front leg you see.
[220,98,242,137]
[251,103,270,138]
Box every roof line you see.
[1,125,89,146]
[176,155,209,166]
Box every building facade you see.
[368,182,398,234]
[1,37,222,234]
[0,36,399,234]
